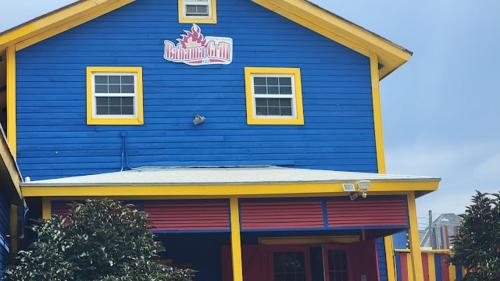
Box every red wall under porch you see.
[221,240,380,281]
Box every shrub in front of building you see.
[451,191,500,281]
[4,199,194,281]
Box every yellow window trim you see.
[178,0,217,24]
[86,66,144,125]
[244,67,304,125]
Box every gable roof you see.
[0,0,411,79]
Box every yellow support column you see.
[42,197,52,219]
[229,197,244,281]
[407,192,424,281]
[428,253,437,281]
[384,236,397,281]
[407,254,414,281]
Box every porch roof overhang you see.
[21,166,440,198]
[0,125,23,205]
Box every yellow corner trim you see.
[21,180,440,197]
[244,67,304,125]
[6,46,16,158]
[86,66,144,126]
[370,53,386,174]
[178,0,217,24]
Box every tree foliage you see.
[451,191,500,281]
[5,199,194,281]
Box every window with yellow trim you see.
[244,67,304,125]
[178,0,217,24]
[86,67,144,125]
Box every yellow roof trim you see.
[0,0,135,51]
[252,0,412,78]
[21,179,440,197]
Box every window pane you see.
[254,77,267,86]
[96,106,108,115]
[279,77,292,86]
[280,86,292,95]
[109,97,120,106]
[267,77,279,85]
[197,5,208,13]
[268,107,280,116]
[281,107,292,116]
[122,106,134,115]
[95,75,108,84]
[96,97,109,106]
[108,84,121,93]
[267,86,279,94]
[254,86,267,94]
[122,97,134,106]
[95,84,108,93]
[268,98,279,106]
[109,106,121,115]
[256,99,267,107]
[121,84,135,93]
[186,5,197,13]
[279,99,291,107]
[121,75,134,84]
[256,107,268,116]
[109,76,121,84]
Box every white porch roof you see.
[24,166,439,186]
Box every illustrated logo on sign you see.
[163,24,233,66]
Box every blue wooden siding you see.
[376,238,388,281]
[16,0,376,180]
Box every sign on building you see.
[164,24,233,66]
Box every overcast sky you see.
[1,0,499,223]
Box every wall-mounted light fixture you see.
[357,180,371,198]
[193,114,206,125]
[344,180,371,200]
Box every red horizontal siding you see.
[240,200,324,230]
[52,201,71,216]
[144,200,229,231]
[328,199,408,227]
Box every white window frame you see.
[250,74,298,120]
[183,0,212,19]
[91,72,139,120]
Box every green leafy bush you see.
[451,191,500,281]
[5,199,194,281]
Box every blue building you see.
[0,0,443,280]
